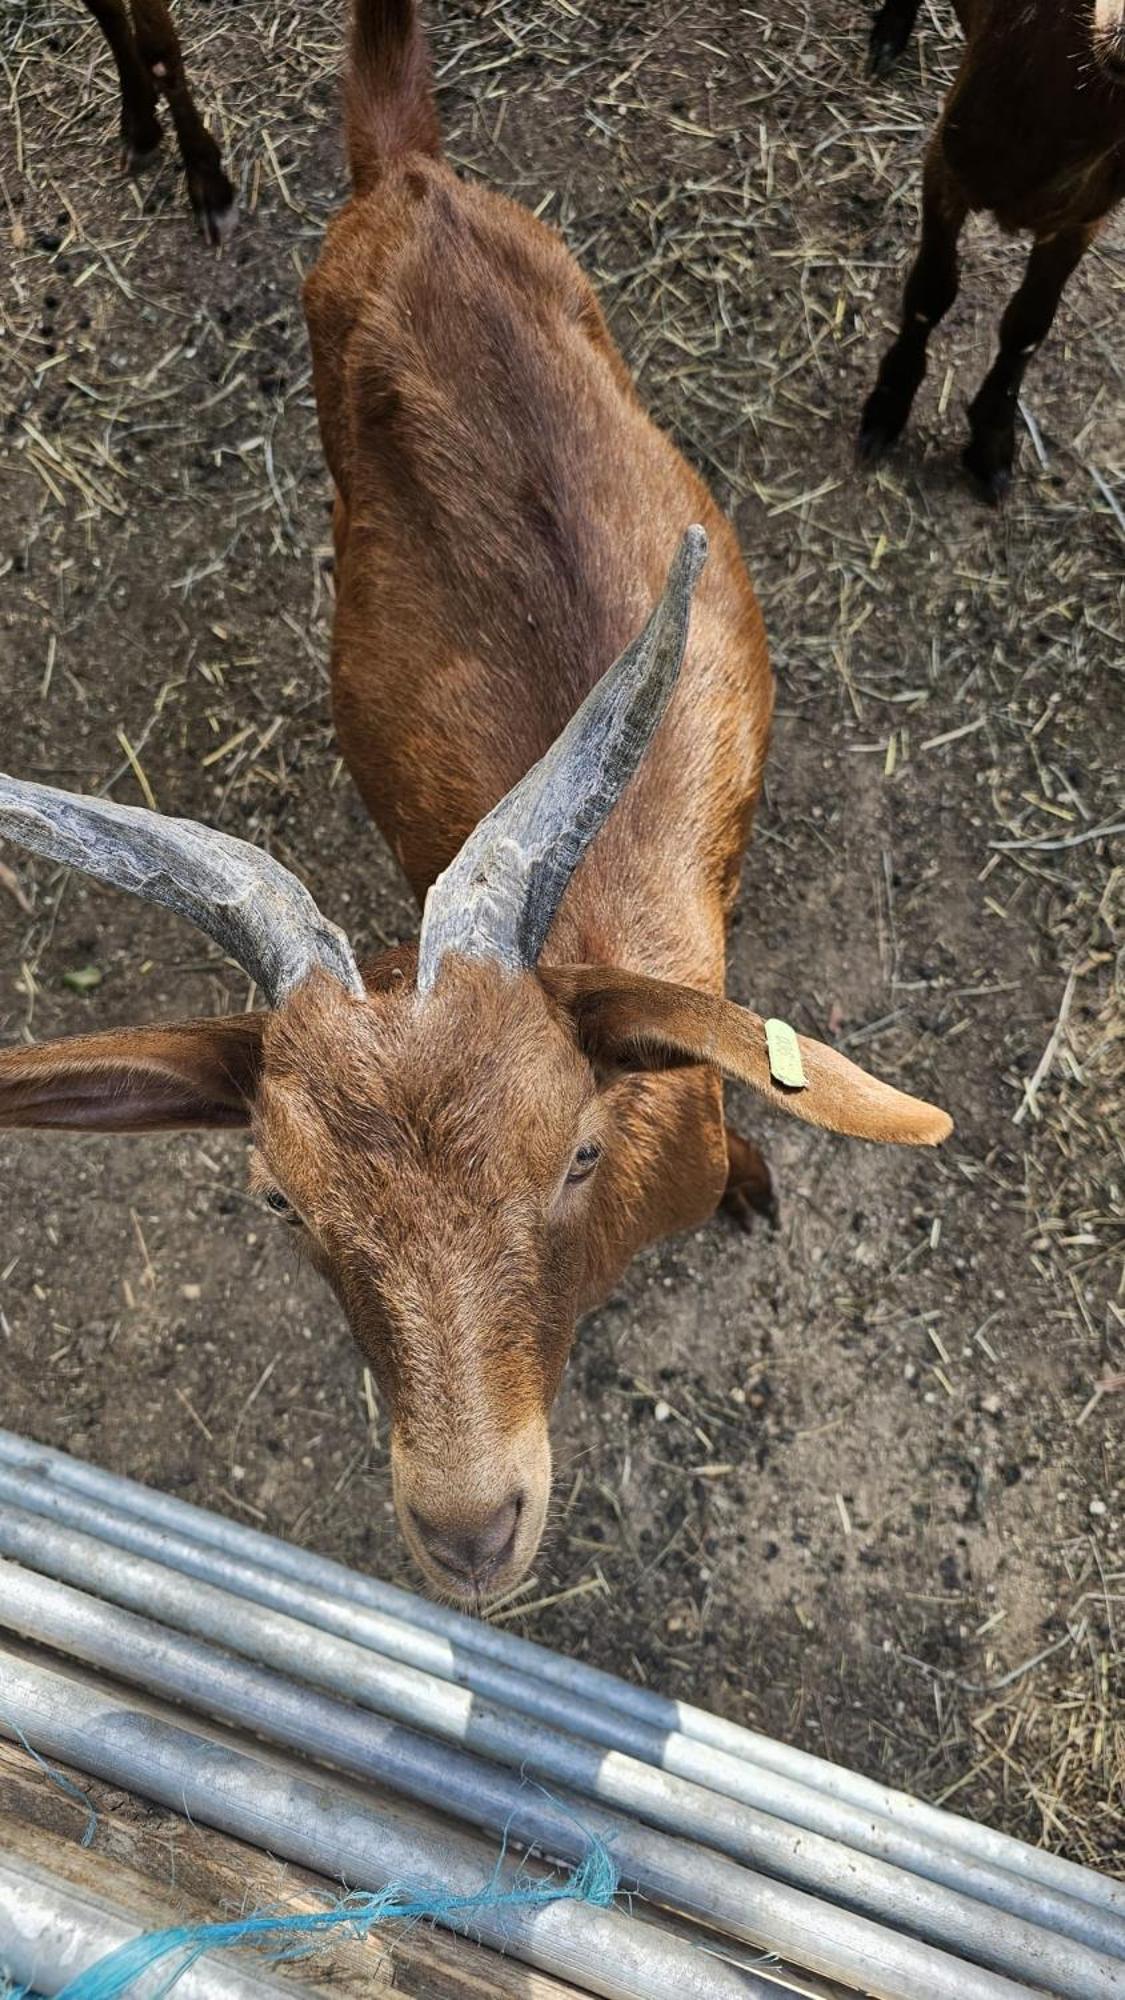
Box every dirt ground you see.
[1,0,1122,1872]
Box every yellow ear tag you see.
[765,1017,807,1091]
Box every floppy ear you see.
[543,967,952,1147]
[0,1016,266,1133]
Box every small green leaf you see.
[765,1017,807,1091]
[62,965,103,994]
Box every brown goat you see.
[860,0,1125,497]
[0,0,952,1606]
[80,0,234,240]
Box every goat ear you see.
[543,967,952,1147]
[0,1016,266,1133]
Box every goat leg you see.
[858,144,968,465]
[962,225,1093,504]
[722,1129,780,1234]
[127,0,235,243]
[868,0,923,76]
[81,0,162,171]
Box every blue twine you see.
[0,1716,98,1848]
[47,1834,616,1999]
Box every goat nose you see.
[412,1495,522,1581]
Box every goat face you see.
[0,537,952,1604]
[251,957,603,1601]
[0,940,954,1605]
[0,534,709,1604]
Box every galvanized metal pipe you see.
[0,1649,782,2000]
[0,1570,1046,2000]
[0,1427,1116,1934]
[0,1498,1117,1994]
[0,1467,1119,1970]
[0,1852,289,2000]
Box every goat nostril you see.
[411,1494,522,1580]
[475,1493,521,1562]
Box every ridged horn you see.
[0,776,363,1008]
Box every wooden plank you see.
[0,1739,589,2000]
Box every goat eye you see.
[264,1187,296,1219]
[567,1142,601,1185]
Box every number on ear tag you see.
[765,1017,807,1091]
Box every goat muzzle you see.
[391,1420,552,1603]
[409,1494,523,1589]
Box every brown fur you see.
[939,1,1125,235]
[861,0,1125,496]
[0,1,951,1602]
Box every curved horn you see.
[0,775,364,1008]
[417,525,708,993]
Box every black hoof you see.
[723,1185,781,1236]
[722,1153,781,1237]
[123,119,163,174]
[857,383,911,466]
[962,440,1013,506]
[857,409,905,466]
[857,422,892,467]
[868,27,908,76]
[188,166,238,247]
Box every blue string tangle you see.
[0,1714,97,1848]
[51,1836,618,2000]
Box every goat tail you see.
[346,0,441,191]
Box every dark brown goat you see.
[0,0,951,1606]
[861,0,1125,497]
[80,0,234,240]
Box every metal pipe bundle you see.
[0,1431,1120,1999]
[0,1469,1117,1969]
[0,1504,1120,1999]
[0,1558,1041,2000]
[0,1428,1116,1931]
[0,1653,776,2000]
